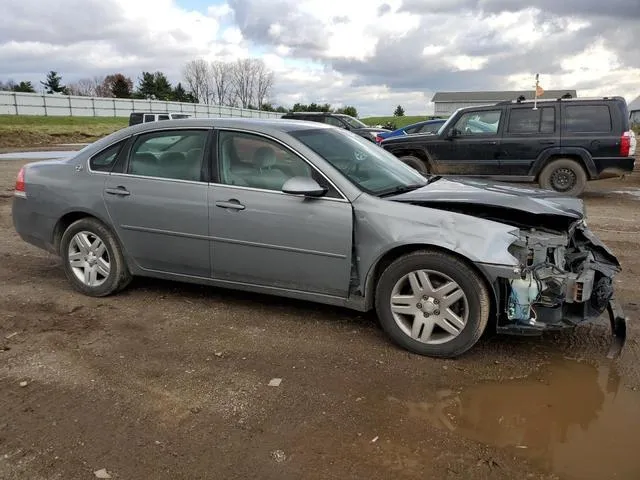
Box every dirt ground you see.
[1,157,640,480]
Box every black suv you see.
[281,112,389,142]
[381,96,637,196]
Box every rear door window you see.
[143,114,156,123]
[128,130,208,182]
[564,105,612,133]
[507,107,555,134]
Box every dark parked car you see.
[280,112,389,142]
[375,119,446,144]
[381,96,637,196]
[129,112,191,126]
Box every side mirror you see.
[446,128,459,139]
[281,177,327,197]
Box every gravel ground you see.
[1,157,640,480]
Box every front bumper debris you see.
[606,298,627,359]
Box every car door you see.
[103,128,212,277]
[443,108,505,175]
[500,105,558,177]
[209,129,353,297]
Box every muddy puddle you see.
[391,359,640,480]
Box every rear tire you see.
[399,155,429,175]
[538,158,587,196]
[374,250,490,358]
[60,218,132,297]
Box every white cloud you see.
[1,0,639,116]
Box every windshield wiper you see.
[426,174,442,184]
[377,183,425,197]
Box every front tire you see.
[60,217,132,297]
[538,158,587,196]
[399,155,429,175]
[375,250,490,358]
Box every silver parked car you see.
[11,118,627,358]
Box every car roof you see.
[89,117,332,152]
[283,112,329,116]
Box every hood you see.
[388,177,584,231]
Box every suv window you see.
[128,130,208,181]
[324,116,346,128]
[452,110,502,136]
[507,107,555,134]
[565,105,612,133]
[89,141,125,172]
[217,130,340,197]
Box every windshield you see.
[436,110,461,135]
[289,128,427,196]
[339,115,368,129]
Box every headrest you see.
[253,146,276,168]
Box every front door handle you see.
[215,199,245,211]
[105,186,130,196]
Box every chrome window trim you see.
[109,172,208,186]
[209,182,349,204]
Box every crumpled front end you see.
[499,219,626,355]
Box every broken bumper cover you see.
[606,298,627,359]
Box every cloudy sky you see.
[2,0,639,116]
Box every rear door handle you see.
[215,200,245,211]
[539,140,556,145]
[105,186,130,196]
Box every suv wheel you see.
[399,155,429,175]
[538,158,587,196]
[374,250,490,358]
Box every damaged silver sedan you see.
[11,118,628,358]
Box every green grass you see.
[361,115,444,129]
[0,115,128,148]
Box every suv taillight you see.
[15,167,26,197]
[621,131,636,157]
[375,134,383,143]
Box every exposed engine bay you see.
[388,177,629,357]
[505,220,621,332]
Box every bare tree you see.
[67,77,98,96]
[183,57,275,108]
[255,61,274,110]
[210,60,233,106]
[182,59,211,104]
[232,58,259,108]
[94,76,113,97]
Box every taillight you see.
[15,167,26,197]
[375,134,383,144]
[627,130,637,156]
[621,132,631,156]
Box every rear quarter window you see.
[564,105,612,133]
[89,141,125,172]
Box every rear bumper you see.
[11,197,56,253]
[594,156,635,179]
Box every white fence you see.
[0,91,282,119]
